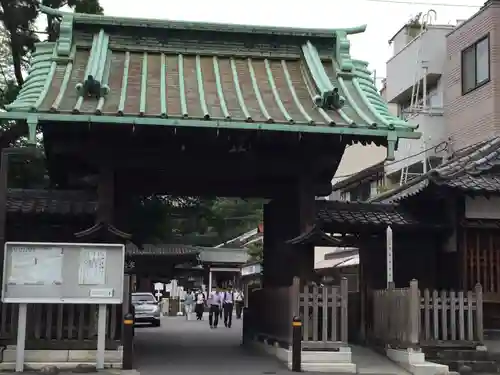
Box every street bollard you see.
[242,307,250,346]
[292,316,302,372]
[122,313,134,370]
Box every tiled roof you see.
[125,243,199,257]
[198,247,250,264]
[1,6,418,142]
[316,200,421,228]
[332,160,385,191]
[371,137,500,203]
[6,188,96,215]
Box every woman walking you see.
[194,290,206,320]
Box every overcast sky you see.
[89,0,484,82]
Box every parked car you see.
[132,292,161,327]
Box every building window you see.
[462,35,490,94]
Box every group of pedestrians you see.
[183,286,244,329]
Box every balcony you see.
[385,109,446,176]
[385,26,452,104]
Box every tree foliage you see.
[247,241,263,262]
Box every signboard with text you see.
[1,242,125,304]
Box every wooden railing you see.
[247,277,349,348]
[0,303,122,349]
[371,279,484,348]
[420,284,483,344]
[299,278,348,348]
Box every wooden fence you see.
[299,278,348,347]
[247,277,349,348]
[0,303,122,349]
[372,279,483,348]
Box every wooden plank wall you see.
[0,303,122,349]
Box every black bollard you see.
[242,307,249,346]
[122,313,134,370]
[292,316,302,372]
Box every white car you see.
[132,292,161,327]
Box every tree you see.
[0,0,104,151]
[247,241,263,262]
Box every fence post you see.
[122,312,134,370]
[409,279,420,346]
[340,277,348,343]
[292,316,302,372]
[475,283,484,343]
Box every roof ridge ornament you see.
[75,29,110,99]
[313,88,345,110]
[333,26,366,72]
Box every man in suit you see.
[208,287,222,328]
[222,287,234,328]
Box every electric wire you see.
[333,137,489,180]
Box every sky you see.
[83,0,486,85]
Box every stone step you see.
[424,349,491,361]
[433,359,500,373]
[2,349,122,363]
[484,329,500,340]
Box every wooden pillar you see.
[97,166,114,230]
[262,178,315,288]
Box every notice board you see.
[1,242,125,304]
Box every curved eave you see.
[0,110,421,140]
[40,4,366,38]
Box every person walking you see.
[195,289,206,321]
[184,289,194,320]
[234,288,244,319]
[208,287,222,329]
[223,287,234,328]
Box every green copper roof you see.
[2,6,420,156]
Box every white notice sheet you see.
[8,247,63,285]
[78,249,106,285]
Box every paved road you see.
[134,314,291,375]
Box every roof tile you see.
[126,243,199,257]
[371,137,500,203]
[316,200,422,227]
[6,188,96,215]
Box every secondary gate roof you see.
[1,6,419,148]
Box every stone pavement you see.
[133,315,412,375]
[134,314,290,375]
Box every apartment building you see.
[445,0,496,152]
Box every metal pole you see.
[15,303,27,373]
[292,316,302,372]
[386,225,394,288]
[96,304,107,369]
[122,313,134,370]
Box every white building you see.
[331,13,456,201]
[384,15,453,186]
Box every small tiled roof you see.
[316,200,421,228]
[6,188,96,215]
[1,6,418,143]
[198,247,250,265]
[371,137,500,203]
[125,243,199,257]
